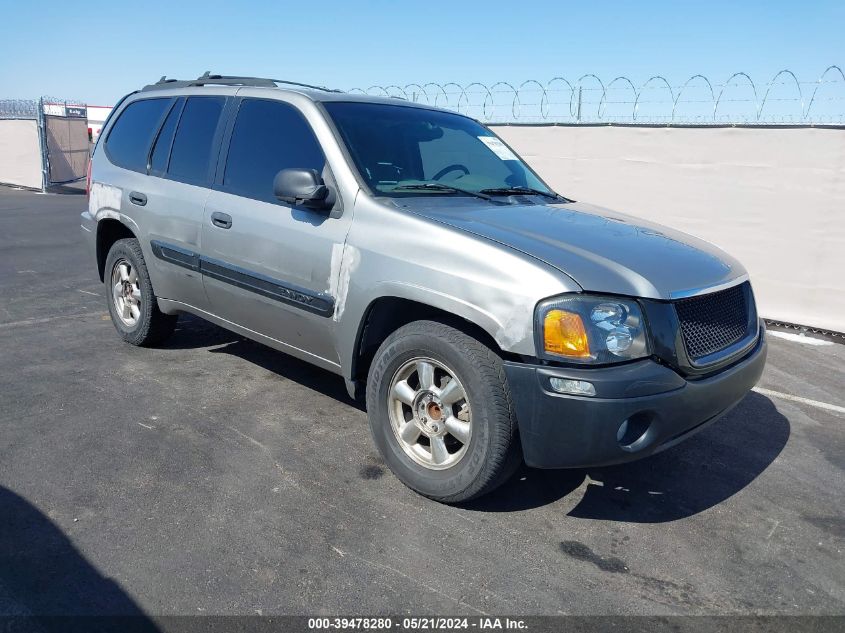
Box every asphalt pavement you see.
[0,186,843,618]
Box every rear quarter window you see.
[149,98,184,175]
[105,98,170,172]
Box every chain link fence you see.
[350,66,845,125]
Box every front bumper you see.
[505,329,767,468]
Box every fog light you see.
[549,377,596,396]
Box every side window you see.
[105,98,170,172]
[168,97,225,185]
[149,98,184,175]
[224,99,325,202]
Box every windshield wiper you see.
[392,183,499,203]
[479,186,564,200]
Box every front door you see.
[201,98,352,367]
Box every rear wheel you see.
[105,238,177,346]
[366,320,521,503]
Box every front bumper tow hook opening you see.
[617,412,653,450]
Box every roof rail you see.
[141,72,342,93]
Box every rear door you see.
[98,97,196,303]
[201,97,352,367]
[143,95,227,309]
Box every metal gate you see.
[40,99,89,187]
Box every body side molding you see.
[150,240,335,317]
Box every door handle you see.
[211,211,233,229]
[129,191,147,206]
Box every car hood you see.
[399,198,745,300]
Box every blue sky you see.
[0,0,842,106]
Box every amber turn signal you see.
[543,309,591,358]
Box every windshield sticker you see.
[478,136,518,161]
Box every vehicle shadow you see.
[160,317,789,522]
[160,315,363,409]
[160,313,241,350]
[463,392,790,521]
[209,338,361,409]
[0,486,160,631]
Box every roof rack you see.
[141,72,342,93]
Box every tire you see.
[105,238,177,347]
[366,320,522,503]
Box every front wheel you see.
[366,320,521,503]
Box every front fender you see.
[360,279,514,353]
[333,199,579,378]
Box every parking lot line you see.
[0,311,103,329]
[753,387,845,415]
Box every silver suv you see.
[82,74,767,502]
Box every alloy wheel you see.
[387,357,472,470]
[110,258,142,327]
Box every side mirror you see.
[273,168,330,209]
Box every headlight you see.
[535,295,649,363]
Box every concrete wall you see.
[0,119,42,189]
[492,125,845,333]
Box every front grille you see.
[675,282,750,360]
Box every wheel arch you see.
[96,218,137,282]
[347,293,523,392]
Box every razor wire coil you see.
[349,66,845,125]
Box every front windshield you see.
[323,102,554,198]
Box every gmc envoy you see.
[82,74,767,502]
